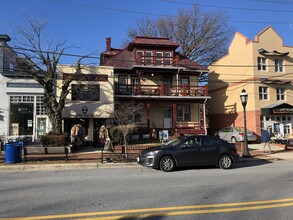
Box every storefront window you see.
[10,103,34,136]
[72,84,100,101]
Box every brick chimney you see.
[0,34,11,45]
[106,37,111,51]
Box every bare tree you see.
[14,18,86,135]
[109,102,144,154]
[126,3,233,66]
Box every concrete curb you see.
[0,162,140,172]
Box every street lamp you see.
[240,89,251,157]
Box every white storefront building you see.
[0,34,48,143]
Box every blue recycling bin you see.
[16,142,23,162]
[5,142,22,163]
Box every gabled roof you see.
[101,37,207,71]
[127,37,180,51]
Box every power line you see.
[50,0,172,17]
[250,0,293,5]
[50,0,293,25]
[160,0,293,13]
[3,45,293,71]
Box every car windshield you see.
[162,136,187,147]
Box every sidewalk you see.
[0,144,292,172]
[244,143,293,160]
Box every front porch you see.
[127,101,207,140]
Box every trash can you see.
[16,142,23,162]
[5,142,22,164]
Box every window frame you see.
[258,57,267,71]
[276,87,285,101]
[155,52,163,66]
[71,84,100,101]
[145,51,153,65]
[177,104,191,122]
[164,52,172,66]
[259,86,268,100]
[275,59,284,72]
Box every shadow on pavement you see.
[233,157,273,169]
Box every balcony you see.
[115,83,208,97]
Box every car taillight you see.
[239,132,244,136]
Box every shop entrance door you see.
[36,116,47,140]
[284,123,292,136]
[163,108,172,128]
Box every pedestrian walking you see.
[261,128,273,154]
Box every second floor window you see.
[258,57,267,71]
[71,84,100,101]
[259,87,268,100]
[276,88,285,100]
[275,59,284,72]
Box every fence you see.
[101,144,159,163]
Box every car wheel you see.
[218,154,233,169]
[231,137,237,143]
[160,156,175,172]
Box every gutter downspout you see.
[203,98,208,135]
[176,69,180,94]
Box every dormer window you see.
[164,52,172,66]
[145,51,152,65]
[136,50,174,66]
[156,52,163,66]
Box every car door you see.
[175,137,203,166]
[219,127,232,141]
[201,136,220,164]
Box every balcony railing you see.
[115,83,208,97]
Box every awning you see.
[260,78,291,85]
[258,48,289,56]
[261,103,293,115]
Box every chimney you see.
[0,34,11,45]
[106,37,111,51]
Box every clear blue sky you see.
[1,0,293,64]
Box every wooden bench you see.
[23,146,72,163]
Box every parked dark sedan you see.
[137,135,239,172]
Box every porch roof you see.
[261,102,293,115]
[258,48,289,56]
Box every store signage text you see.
[273,108,293,114]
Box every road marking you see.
[2,197,293,220]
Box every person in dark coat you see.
[261,128,273,154]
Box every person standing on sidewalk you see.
[261,127,273,154]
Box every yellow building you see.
[57,65,114,145]
[209,26,293,139]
